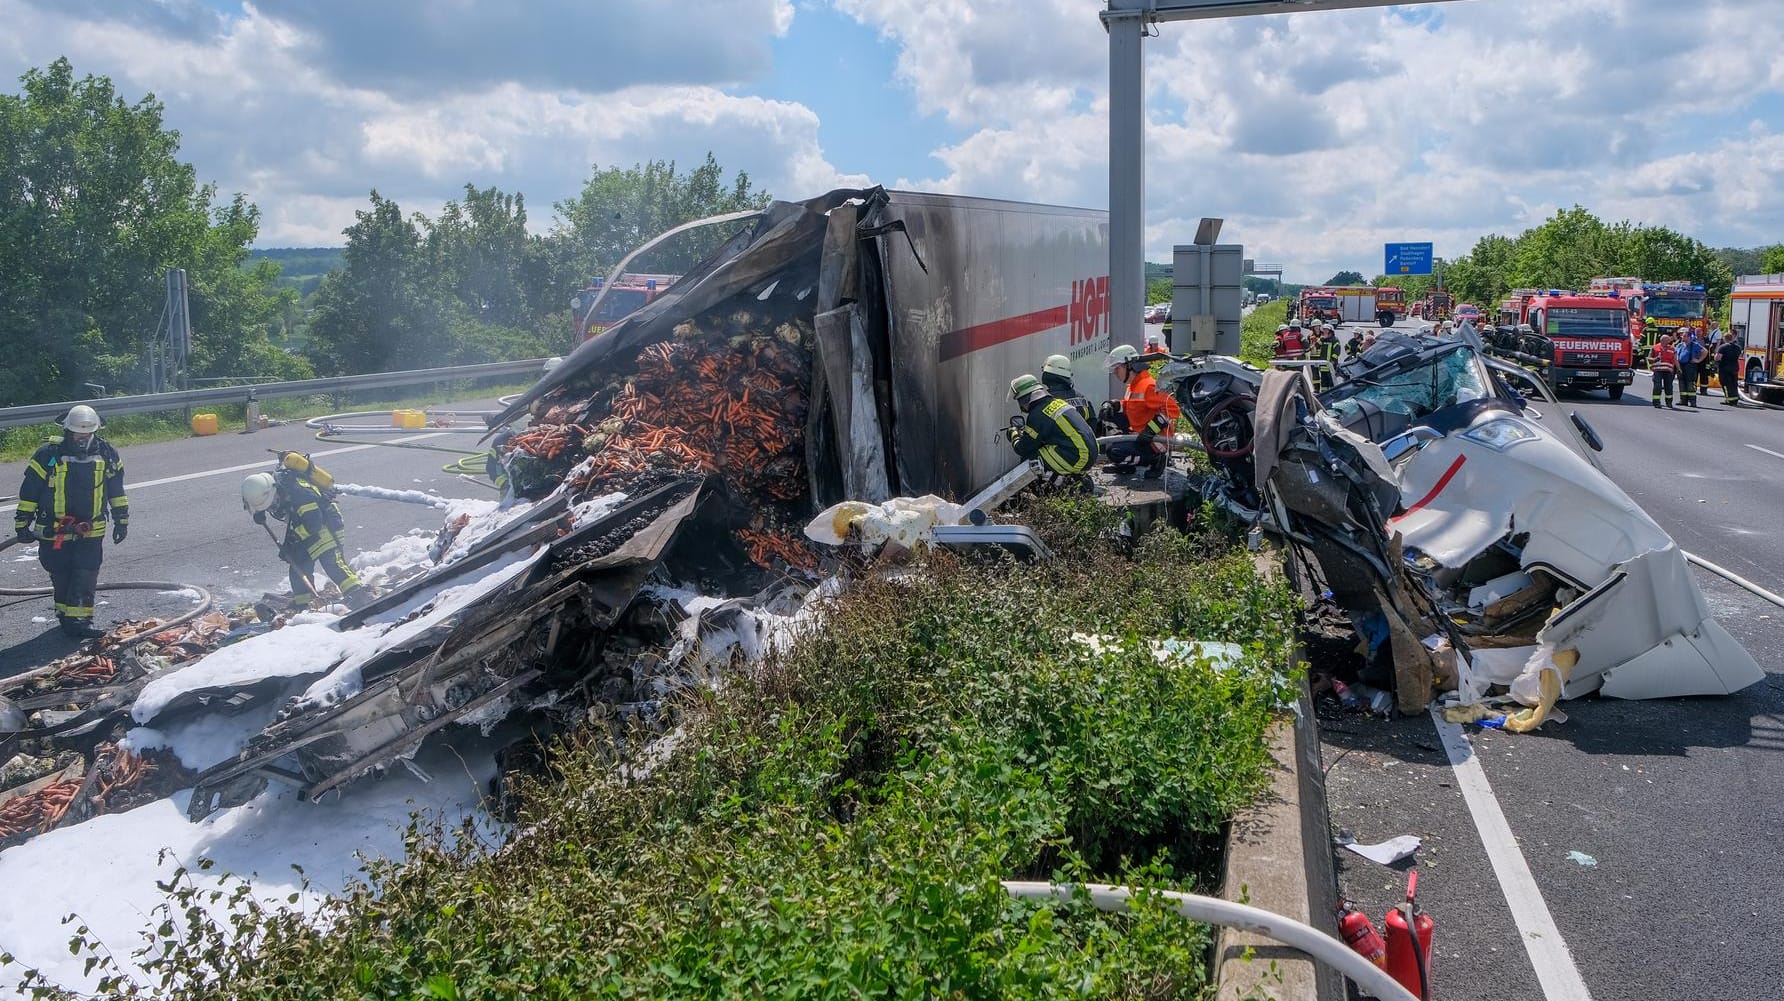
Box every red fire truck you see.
[1298,286,1341,323]
[1374,285,1408,321]
[571,273,681,341]
[1489,289,1634,399]
[1588,277,1709,365]
[1414,289,1453,321]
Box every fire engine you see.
[1488,289,1634,399]
[1298,287,1341,323]
[1587,277,1708,363]
[1414,289,1453,321]
[1374,285,1408,322]
[571,273,681,341]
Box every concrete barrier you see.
[1216,556,1342,1001]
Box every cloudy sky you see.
[4,0,1782,283]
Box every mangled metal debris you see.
[1160,329,1764,718]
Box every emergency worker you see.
[1676,331,1705,407]
[1141,329,1172,377]
[241,464,367,609]
[1715,331,1744,406]
[1102,344,1179,479]
[1311,325,1340,392]
[1005,375,1097,487]
[1040,354,1095,426]
[1649,333,1677,409]
[13,406,127,639]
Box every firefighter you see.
[1005,374,1097,488]
[1715,330,1744,406]
[1102,344,1179,479]
[13,406,127,639]
[1311,324,1340,392]
[1649,333,1677,409]
[1040,354,1095,426]
[240,466,367,609]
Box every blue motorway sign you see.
[1385,242,1434,276]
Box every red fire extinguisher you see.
[1337,899,1386,968]
[1384,869,1435,1000]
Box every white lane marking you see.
[1742,443,1784,462]
[0,433,449,514]
[1682,550,1784,610]
[1432,709,1596,1001]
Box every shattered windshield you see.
[1323,344,1493,425]
[1643,297,1704,319]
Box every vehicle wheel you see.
[1606,385,1624,400]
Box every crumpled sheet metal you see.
[1389,413,1761,701]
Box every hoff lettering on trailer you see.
[1069,276,1111,345]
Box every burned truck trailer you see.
[170,189,1114,815]
[497,187,1113,507]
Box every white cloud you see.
[839,0,1784,281]
[0,0,859,244]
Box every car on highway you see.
[1145,303,1170,323]
[1455,303,1482,324]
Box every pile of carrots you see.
[91,747,154,811]
[510,424,588,462]
[0,779,80,839]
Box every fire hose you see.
[1000,882,1421,1001]
[304,410,502,489]
[0,537,216,655]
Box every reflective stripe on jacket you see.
[1013,396,1098,475]
[1120,369,1180,436]
[1650,343,1677,373]
[15,439,128,540]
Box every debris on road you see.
[1342,834,1423,867]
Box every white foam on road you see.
[0,433,450,514]
[1432,709,1595,1001]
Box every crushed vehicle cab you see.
[1156,328,1763,715]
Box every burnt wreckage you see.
[154,187,1107,817]
[1162,328,1762,714]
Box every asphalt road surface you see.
[1321,340,1784,1001]
[0,400,506,679]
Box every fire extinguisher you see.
[1336,898,1386,968]
[1384,869,1435,1000]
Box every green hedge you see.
[22,499,1298,1000]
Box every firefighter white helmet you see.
[1042,354,1073,379]
[241,472,278,514]
[61,405,101,434]
[1105,344,1140,371]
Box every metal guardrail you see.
[0,358,548,429]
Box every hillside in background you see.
[250,247,344,296]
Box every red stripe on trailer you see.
[1389,454,1467,526]
[938,304,1070,361]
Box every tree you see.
[552,154,770,283]
[0,59,301,404]
[1761,245,1784,275]
[1325,270,1365,286]
[305,192,442,375]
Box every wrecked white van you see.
[1161,329,1762,714]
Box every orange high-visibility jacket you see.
[1121,369,1181,435]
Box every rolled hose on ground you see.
[1001,882,1420,1001]
[0,567,215,654]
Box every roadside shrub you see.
[13,512,1297,1000]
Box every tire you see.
[1607,385,1624,400]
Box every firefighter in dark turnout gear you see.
[1040,354,1096,426]
[1311,325,1341,392]
[1006,375,1098,487]
[241,466,366,609]
[14,406,127,639]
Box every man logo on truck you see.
[1070,276,1111,345]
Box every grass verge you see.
[17,498,1299,1000]
[0,381,534,463]
[1240,300,1289,367]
